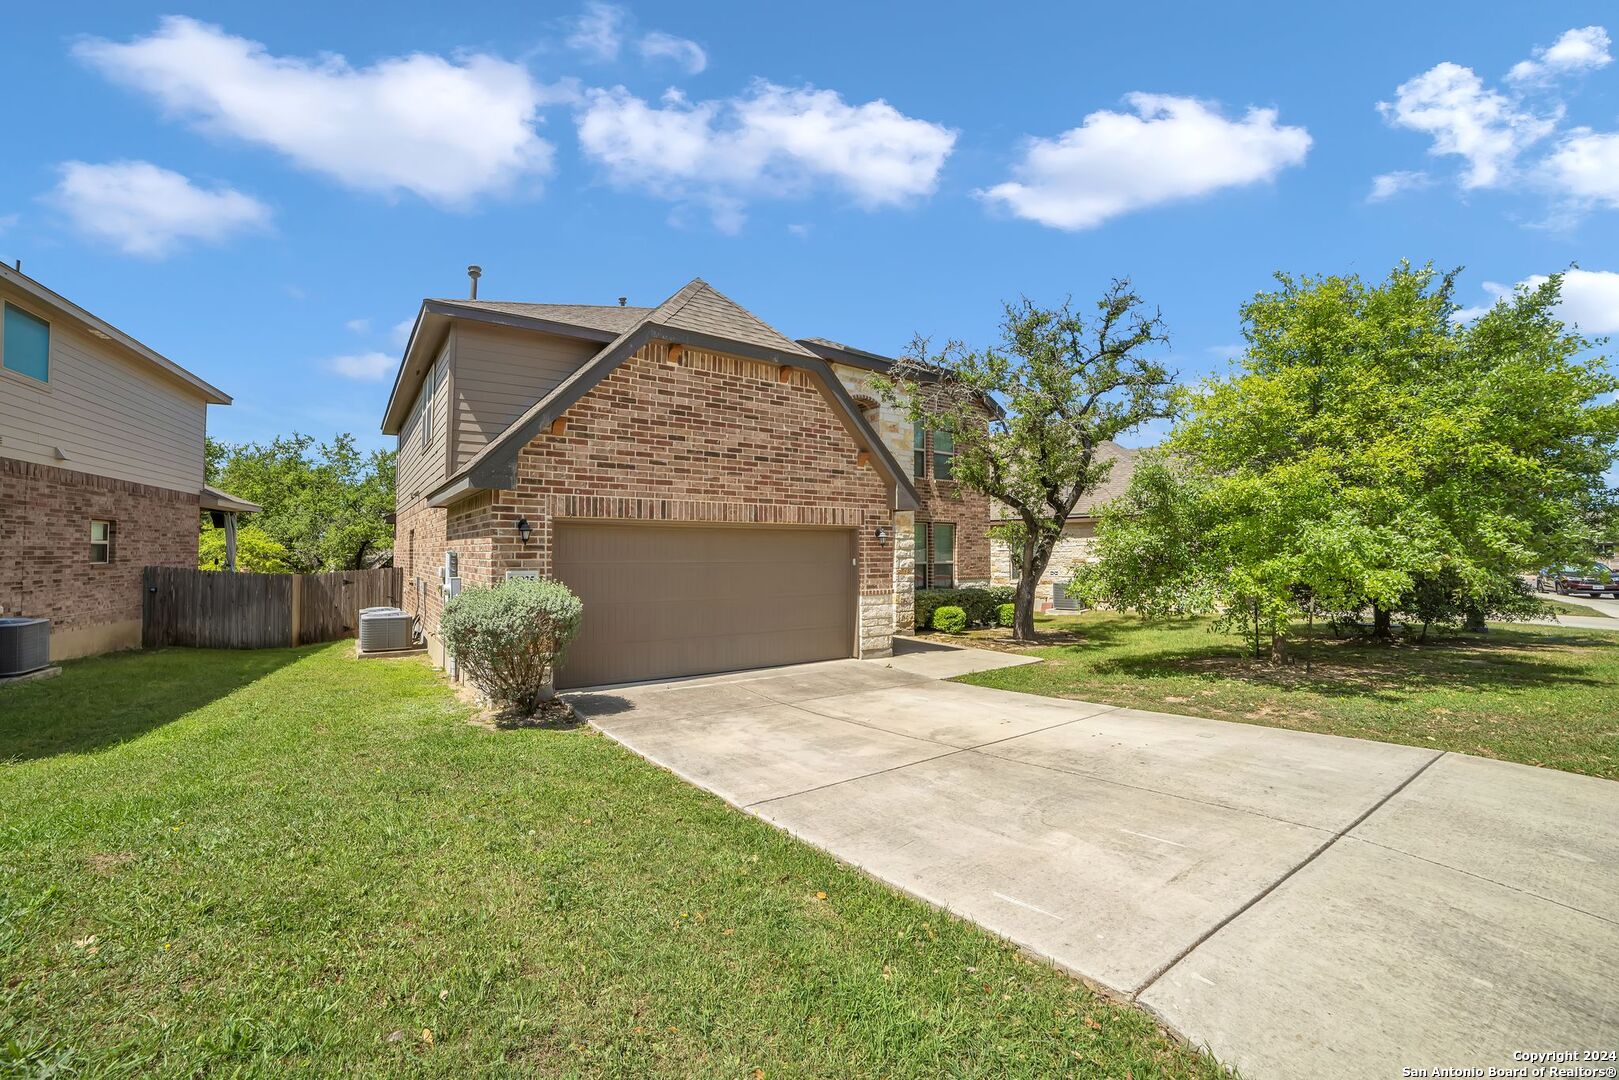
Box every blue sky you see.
[2,2,1617,453]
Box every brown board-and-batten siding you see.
[142,567,402,649]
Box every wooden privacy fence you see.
[143,566,403,649]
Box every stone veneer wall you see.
[0,456,198,660]
[989,518,1098,611]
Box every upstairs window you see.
[3,303,50,382]
[89,520,113,564]
[933,430,955,481]
[420,364,436,449]
[913,422,926,478]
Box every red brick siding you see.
[0,456,197,638]
[401,343,898,655]
[912,397,992,585]
[488,346,891,591]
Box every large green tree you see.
[881,282,1174,640]
[1081,264,1619,655]
[206,433,396,573]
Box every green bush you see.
[996,602,1016,627]
[915,586,1014,629]
[440,578,583,715]
[931,605,968,633]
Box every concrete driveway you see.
[567,646,1619,1080]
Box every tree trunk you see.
[1012,528,1060,642]
[1372,605,1392,639]
[1305,602,1314,674]
[1463,604,1487,633]
[1269,630,1287,664]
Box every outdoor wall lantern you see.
[516,518,533,546]
[875,526,890,545]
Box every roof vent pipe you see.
[618,296,627,307]
[467,265,482,299]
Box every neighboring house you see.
[384,276,991,690]
[989,441,1139,612]
[0,263,255,660]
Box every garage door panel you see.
[554,523,856,688]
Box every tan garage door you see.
[552,523,856,689]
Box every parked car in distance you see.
[1536,564,1619,597]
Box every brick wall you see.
[408,342,900,662]
[0,456,198,659]
[831,365,992,595]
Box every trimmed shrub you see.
[932,605,968,633]
[915,586,1015,629]
[996,602,1016,627]
[440,578,583,716]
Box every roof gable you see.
[653,280,815,357]
[423,278,918,513]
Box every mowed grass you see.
[953,613,1619,780]
[0,645,1225,1078]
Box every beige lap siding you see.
[0,457,197,659]
[427,344,898,662]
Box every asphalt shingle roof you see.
[429,299,653,335]
[649,279,815,356]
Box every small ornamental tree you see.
[880,283,1174,641]
[439,578,583,715]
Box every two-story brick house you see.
[0,263,253,660]
[384,276,990,689]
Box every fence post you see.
[290,573,303,647]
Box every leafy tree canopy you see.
[880,282,1174,640]
[206,433,395,574]
[1081,263,1619,651]
[198,523,295,574]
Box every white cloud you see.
[391,317,416,347]
[1378,62,1556,188]
[345,317,371,334]
[576,81,955,228]
[565,2,626,62]
[976,94,1310,231]
[1508,26,1612,84]
[47,160,270,257]
[326,351,395,381]
[786,222,812,239]
[75,16,557,206]
[637,31,707,75]
[0,212,18,234]
[1366,169,1433,202]
[1544,129,1619,207]
[1455,270,1619,334]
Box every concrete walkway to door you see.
[566,642,1619,1080]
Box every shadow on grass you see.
[0,646,305,761]
[1088,630,1611,700]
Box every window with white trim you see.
[3,303,50,382]
[90,520,113,564]
[420,364,436,449]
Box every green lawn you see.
[0,644,1223,1078]
[951,613,1619,780]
